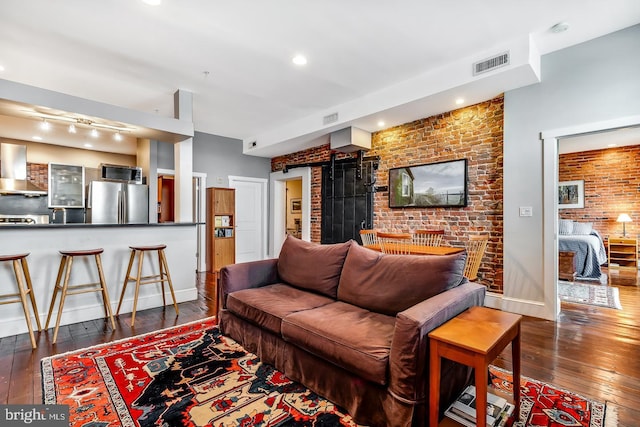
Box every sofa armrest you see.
[388,281,486,403]
[219,258,280,309]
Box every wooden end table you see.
[429,306,521,426]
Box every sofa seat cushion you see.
[338,243,467,316]
[277,235,353,298]
[227,284,335,335]
[282,301,395,385]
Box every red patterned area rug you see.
[489,365,614,427]
[41,318,614,427]
[41,318,360,427]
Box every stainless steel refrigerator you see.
[87,181,149,224]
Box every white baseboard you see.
[1,287,198,339]
[485,291,553,320]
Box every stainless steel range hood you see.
[0,143,47,195]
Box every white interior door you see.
[229,176,268,263]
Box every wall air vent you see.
[472,51,509,76]
[323,112,339,125]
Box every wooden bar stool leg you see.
[21,258,42,331]
[95,253,116,330]
[130,250,144,327]
[52,256,73,344]
[160,249,179,315]
[116,249,136,316]
[12,259,37,349]
[158,250,166,307]
[45,255,68,330]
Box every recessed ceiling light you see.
[455,98,465,105]
[292,54,307,66]
[90,128,99,138]
[142,0,161,5]
[608,143,617,147]
[68,124,76,133]
[32,136,42,141]
[550,22,570,33]
[40,119,50,131]
[84,143,93,148]
[0,65,5,72]
[114,132,123,141]
[377,121,385,127]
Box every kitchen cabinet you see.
[206,187,235,272]
[48,163,85,208]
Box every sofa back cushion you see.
[277,236,353,299]
[337,244,467,315]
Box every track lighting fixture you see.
[68,124,76,133]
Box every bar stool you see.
[116,244,179,326]
[44,248,116,344]
[0,253,41,349]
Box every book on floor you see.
[444,385,513,427]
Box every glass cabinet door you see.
[48,163,85,208]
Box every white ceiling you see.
[0,0,639,157]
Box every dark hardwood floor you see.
[1,269,638,426]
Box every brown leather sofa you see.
[219,236,486,427]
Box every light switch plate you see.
[519,206,533,217]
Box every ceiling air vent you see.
[323,112,339,125]
[473,51,509,76]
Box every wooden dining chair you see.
[463,234,490,281]
[377,232,413,254]
[359,229,378,247]
[412,229,445,247]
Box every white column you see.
[174,90,194,222]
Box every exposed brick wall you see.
[272,96,504,292]
[27,163,49,190]
[559,145,640,240]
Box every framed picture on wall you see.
[290,198,302,213]
[558,180,584,209]
[388,159,468,208]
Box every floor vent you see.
[473,51,509,76]
[323,112,339,125]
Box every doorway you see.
[157,169,207,272]
[270,167,311,257]
[542,115,640,320]
[321,158,375,244]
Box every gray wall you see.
[158,131,271,186]
[503,24,640,302]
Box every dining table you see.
[363,243,465,256]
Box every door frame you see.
[228,175,268,262]
[270,167,311,257]
[158,168,207,272]
[541,114,640,320]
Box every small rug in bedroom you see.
[42,319,614,427]
[489,365,614,427]
[558,281,622,309]
[41,318,361,427]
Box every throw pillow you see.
[337,243,467,316]
[572,222,593,235]
[559,219,573,235]
[277,235,353,299]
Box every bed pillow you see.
[572,222,593,235]
[559,219,573,235]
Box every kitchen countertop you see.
[0,222,197,229]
